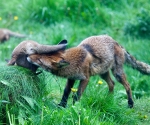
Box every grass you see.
[0,0,150,124]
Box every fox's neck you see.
[50,47,90,80]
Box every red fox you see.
[27,35,150,108]
[0,28,25,43]
[8,40,67,72]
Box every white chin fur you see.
[27,57,31,62]
[27,57,39,66]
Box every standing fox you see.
[27,35,150,108]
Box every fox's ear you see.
[58,40,67,45]
[52,60,70,68]
[57,40,68,52]
[59,60,70,67]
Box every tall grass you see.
[0,66,46,124]
[124,8,150,38]
[0,0,150,124]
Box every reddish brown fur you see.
[27,35,150,108]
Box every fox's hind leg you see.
[59,79,75,107]
[100,71,115,92]
[112,65,134,108]
[112,43,134,108]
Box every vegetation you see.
[0,0,150,124]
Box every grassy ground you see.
[0,0,150,124]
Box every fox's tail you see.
[124,50,150,74]
[9,31,26,38]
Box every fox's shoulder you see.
[63,47,91,63]
[66,47,86,54]
[65,47,88,57]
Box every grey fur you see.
[0,28,25,42]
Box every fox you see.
[0,28,25,43]
[27,35,150,108]
[7,40,67,72]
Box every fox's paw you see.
[58,102,67,108]
[128,99,134,108]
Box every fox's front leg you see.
[73,79,89,104]
[59,79,75,107]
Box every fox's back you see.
[78,35,119,75]
[78,35,115,58]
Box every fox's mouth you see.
[27,57,52,72]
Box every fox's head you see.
[27,52,70,72]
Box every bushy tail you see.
[124,50,150,74]
[9,31,26,38]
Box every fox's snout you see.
[27,57,32,64]
[27,56,40,67]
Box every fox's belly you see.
[90,62,114,75]
[67,73,86,80]
[53,70,86,80]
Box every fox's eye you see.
[30,48,37,53]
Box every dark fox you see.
[0,28,25,43]
[27,35,150,108]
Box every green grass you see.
[0,0,150,124]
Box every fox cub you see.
[8,40,67,72]
[27,35,150,108]
[0,28,25,43]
